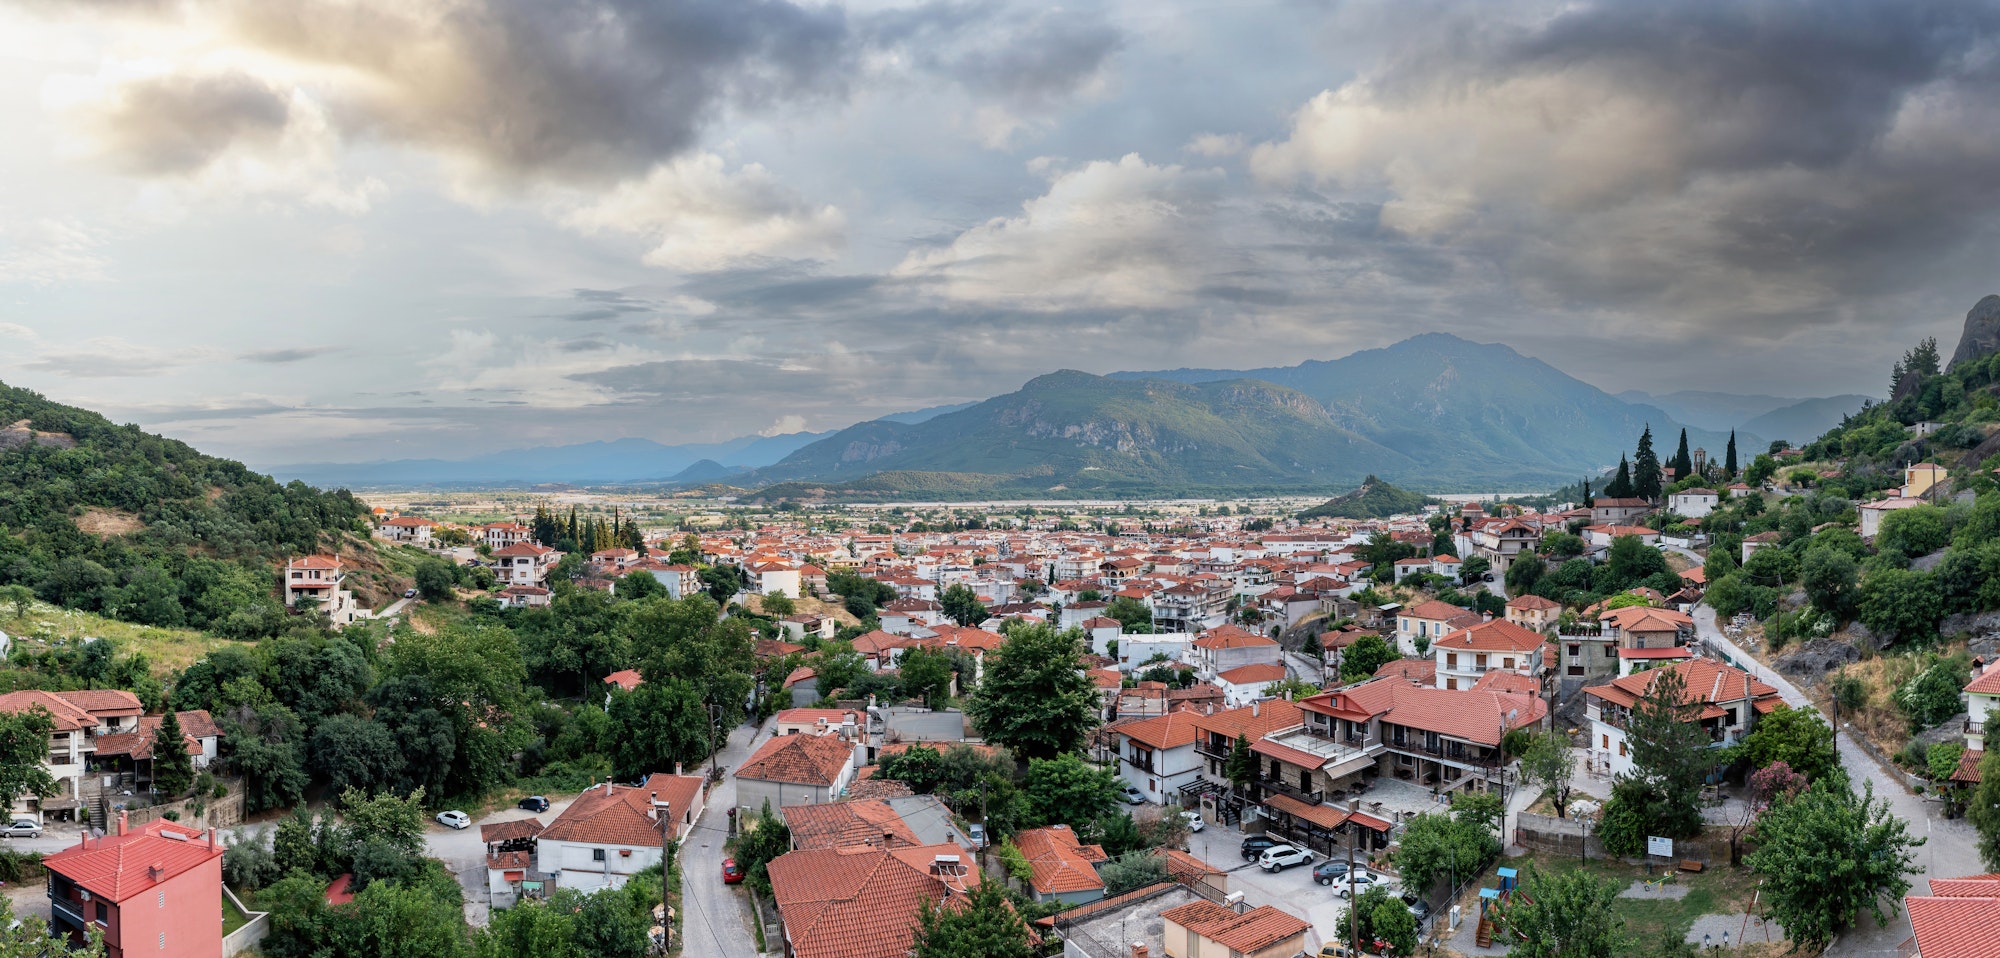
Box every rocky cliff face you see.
[1948,294,2000,369]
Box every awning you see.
[1250,738,1329,769]
[1347,811,1393,833]
[1263,793,1349,830]
[503,870,525,882]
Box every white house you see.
[1112,710,1204,804]
[734,733,859,818]
[1395,600,1472,656]
[1859,497,1926,540]
[1583,659,1781,777]
[1582,524,1660,549]
[1967,660,2000,750]
[537,773,705,892]
[379,515,435,545]
[284,554,362,625]
[1667,489,1719,519]
[493,542,560,587]
[749,561,802,599]
[1432,619,1546,692]
[1214,663,1288,706]
[1189,625,1281,680]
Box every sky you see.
[2,0,1999,467]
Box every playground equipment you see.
[1477,868,1530,948]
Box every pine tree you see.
[1633,425,1662,501]
[152,710,195,798]
[1605,455,1634,499]
[1582,478,1593,507]
[1725,431,1739,478]
[1672,429,1692,480]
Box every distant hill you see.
[1111,333,1753,487]
[747,370,1420,495]
[1298,475,1432,519]
[0,379,370,634]
[267,430,831,488]
[1739,395,1873,448]
[1615,390,1804,432]
[876,402,978,425]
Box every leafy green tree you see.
[224,703,309,813]
[1878,506,1948,561]
[1105,595,1153,632]
[1967,726,2000,870]
[1022,754,1121,828]
[1393,803,1500,898]
[1747,778,1923,951]
[1744,453,1778,487]
[1801,546,1860,619]
[1226,733,1255,792]
[1338,633,1399,682]
[310,714,402,796]
[1369,891,1419,955]
[152,709,195,798]
[614,571,665,601]
[1859,567,1944,646]
[1616,667,1709,843]
[607,679,712,780]
[734,800,791,897]
[898,646,955,708]
[1735,705,1836,781]
[1671,429,1692,480]
[0,708,57,822]
[1459,555,1491,582]
[1301,630,1323,660]
[1506,554,1546,594]
[939,583,987,628]
[909,875,1034,958]
[413,559,457,602]
[1605,536,1668,589]
[1928,741,1966,784]
[966,623,1100,761]
[1896,657,1970,731]
[1098,854,1169,896]
[340,786,429,858]
[1502,867,1627,958]
[1517,732,1577,818]
[0,584,32,618]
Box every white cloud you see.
[0,323,37,339]
[419,327,671,408]
[1184,132,1244,158]
[18,336,223,377]
[759,414,809,436]
[0,220,108,285]
[893,153,1226,309]
[561,153,845,271]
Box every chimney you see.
[883,831,897,848]
[1483,612,1493,622]
[208,828,217,851]
[1132,945,1149,958]
[1251,701,1260,717]
[675,762,684,776]
[118,810,127,836]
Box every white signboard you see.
[1647,836,1674,857]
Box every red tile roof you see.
[603,669,643,691]
[1194,624,1279,649]
[539,774,697,847]
[479,818,545,844]
[91,710,219,760]
[1012,825,1107,896]
[42,819,223,903]
[1189,700,1304,741]
[1506,595,1561,611]
[767,843,979,958]
[1116,709,1205,750]
[739,734,855,787]
[1403,600,1470,621]
[1374,659,1437,685]
[1434,619,1546,654]
[1967,665,2000,696]
[1583,659,1780,713]
[782,800,921,850]
[1161,900,1310,954]
[1216,663,1288,685]
[1906,891,2000,958]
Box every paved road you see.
[1690,607,1983,956]
[373,597,415,620]
[678,717,777,958]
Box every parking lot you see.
[1185,815,1416,949]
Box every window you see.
[1601,734,1609,749]
[1568,666,1584,676]
[1606,646,1617,658]
[1446,653,1459,669]
[1446,678,1457,690]
[157,891,164,908]
[1568,644,1580,658]
[1618,741,1627,757]
[592,849,606,862]
[96,902,107,923]
[160,933,166,950]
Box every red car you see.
[721,857,744,884]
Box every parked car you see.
[1257,845,1315,872]
[1180,811,1205,833]
[968,823,987,849]
[436,810,471,829]
[721,857,744,884]
[1333,869,1383,899]
[1312,860,1351,886]
[1240,836,1281,860]
[1120,785,1146,805]
[1403,893,1431,922]
[403,589,418,598]
[518,795,550,812]
[0,820,41,838]
[1316,946,1351,958]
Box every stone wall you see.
[116,777,247,832]
[1515,813,1733,865]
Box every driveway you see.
[677,717,776,958]
[1692,607,1984,956]
[424,794,584,926]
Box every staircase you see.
[1476,917,1495,949]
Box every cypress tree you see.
[1672,429,1693,479]
[1633,425,1663,501]
[1606,455,1634,499]
[1725,430,1739,478]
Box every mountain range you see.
[270,333,1874,496]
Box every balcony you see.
[1254,775,1323,806]
[49,896,84,928]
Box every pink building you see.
[44,815,225,958]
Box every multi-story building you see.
[0,689,144,823]
[378,515,435,545]
[44,816,225,958]
[483,522,532,551]
[492,542,560,587]
[1394,600,1474,656]
[1431,619,1547,692]
[283,554,361,624]
[537,773,703,892]
[1188,625,1280,681]
[1583,659,1782,777]
[1112,709,1204,804]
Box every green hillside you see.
[0,380,372,637]
[1298,475,1434,519]
[751,371,1421,494]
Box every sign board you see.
[1647,836,1674,857]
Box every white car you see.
[436,810,471,829]
[1257,844,1315,872]
[1334,870,1389,899]
[1180,811,1205,833]
[0,820,41,838]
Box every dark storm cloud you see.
[89,71,291,175]
[224,0,855,182]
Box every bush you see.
[222,828,282,891]
[1896,656,1971,731]
[0,849,43,883]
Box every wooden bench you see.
[1679,860,1705,873]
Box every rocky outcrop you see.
[1774,637,1861,678]
[1948,293,2000,369]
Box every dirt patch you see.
[406,611,439,635]
[74,507,144,536]
[0,419,76,450]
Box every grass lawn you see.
[222,892,252,936]
[1462,856,1782,956]
[0,601,241,675]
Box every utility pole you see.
[654,796,673,954]
[1347,798,1361,955]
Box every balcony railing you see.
[49,896,84,928]
[1255,775,1324,806]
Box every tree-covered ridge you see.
[0,379,370,637]
[1297,475,1433,519]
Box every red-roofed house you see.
[379,514,435,545]
[736,733,859,817]
[1395,600,1469,656]
[0,688,145,822]
[43,815,224,958]
[1904,873,2000,958]
[1432,618,1547,692]
[1215,662,1290,706]
[538,773,704,891]
[1113,709,1206,804]
[493,542,561,587]
[1583,659,1782,777]
[1012,825,1108,905]
[1190,625,1281,680]
[1964,659,2000,750]
[284,554,362,625]
[1160,899,1310,958]
[767,842,981,958]
[1504,594,1562,632]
